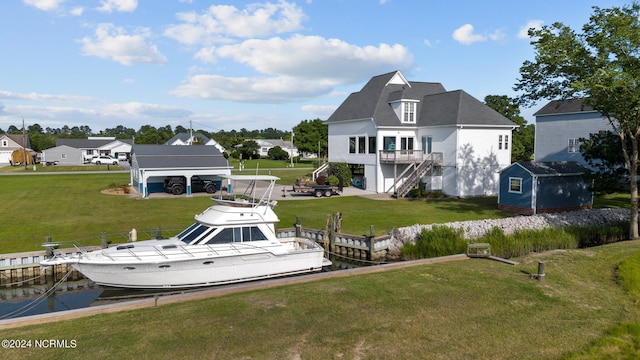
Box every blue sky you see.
[0,0,630,133]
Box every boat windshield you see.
[178,224,215,244]
[205,226,268,244]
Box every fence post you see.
[295,216,301,237]
[367,225,375,261]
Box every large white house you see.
[325,71,516,197]
[533,99,610,166]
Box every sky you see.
[0,0,631,134]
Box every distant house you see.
[325,70,516,197]
[498,161,592,215]
[130,145,231,198]
[43,137,133,164]
[165,133,226,154]
[253,139,299,158]
[534,99,610,166]
[0,134,33,164]
[41,145,83,165]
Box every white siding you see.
[535,112,609,164]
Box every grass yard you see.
[0,172,513,253]
[2,241,640,359]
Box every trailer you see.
[288,177,343,197]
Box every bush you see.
[402,225,467,259]
[401,222,629,260]
[328,162,352,186]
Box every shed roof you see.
[514,161,588,176]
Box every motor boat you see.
[40,175,331,289]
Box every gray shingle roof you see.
[533,99,595,116]
[326,70,514,127]
[419,90,514,126]
[516,161,588,175]
[132,144,229,169]
[165,132,212,145]
[56,138,133,148]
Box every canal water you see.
[0,255,369,320]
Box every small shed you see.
[498,161,593,215]
[130,145,232,198]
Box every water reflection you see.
[0,254,373,320]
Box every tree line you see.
[1,101,534,162]
[0,119,330,160]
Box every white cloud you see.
[194,47,217,63]
[23,0,66,11]
[518,20,544,39]
[70,6,84,16]
[0,90,94,102]
[175,34,412,103]
[97,0,137,13]
[78,23,168,66]
[101,102,192,118]
[488,28,506,42]
[215,35,412,82]
[171,75,333,103]
[164,1,306,45]
[452,24,487,45]
[301,104,336,119]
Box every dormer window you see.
[403,102,416,123]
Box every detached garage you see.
[130,145,231,198]
[498,161,593,215]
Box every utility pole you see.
[290,130,294,168]
[22,118,27,170]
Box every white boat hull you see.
[40,176,332,289]
[44,239,328,289]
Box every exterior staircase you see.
[390,152,443,198]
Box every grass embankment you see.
[0,172,510,253]
[2,241,640,359]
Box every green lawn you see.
[0,172,511,253]
[0,171,631,253]
[2,241,640,359]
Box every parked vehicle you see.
[91,155,118,165]
[164,176,217,195]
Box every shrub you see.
[402,225,467,259]
[328,162,351,186]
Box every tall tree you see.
[514,3,640,238]
[484,95,535,161]
[292,119,327,158]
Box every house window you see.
[86,149,93,156]
[509,177,522,194]
[1,140,7,147]
[400,137,414,153]
[368,137,376,154]
[61,153,67,159]
[403,102,416,123]
[383,136,396,151]
[568,138,579,153]
[349,137,356,154]
[498,135,503,150]
[504,135,509,150]
[358,136,366,154]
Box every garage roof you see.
[132,144,229,169]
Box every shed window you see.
[509,177,522,194]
